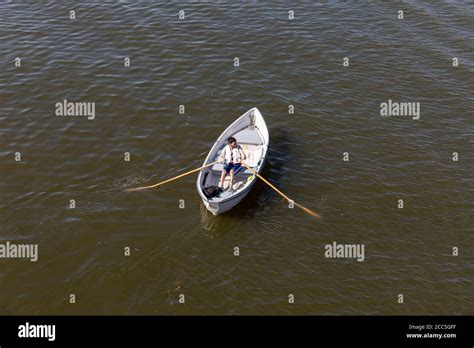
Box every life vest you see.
[224,144,241,163]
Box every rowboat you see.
[197,107,269,215]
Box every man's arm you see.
[218,147,226,163]
[239,147,246,162]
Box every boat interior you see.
[200,125,266,202]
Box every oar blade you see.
[296,203,321,220]
[126,186,161,192]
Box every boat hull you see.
[203,194,246,215]
[202,166,263,215]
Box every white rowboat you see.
[196,107,269,215]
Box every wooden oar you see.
[241,163,321,219]
[126,161,219,192]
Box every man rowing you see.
[218,136,246,190]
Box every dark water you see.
[0,1,473,315]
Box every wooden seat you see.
[211,163,255,175]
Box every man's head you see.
[227,136,237,148]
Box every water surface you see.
[0,1,473,315]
